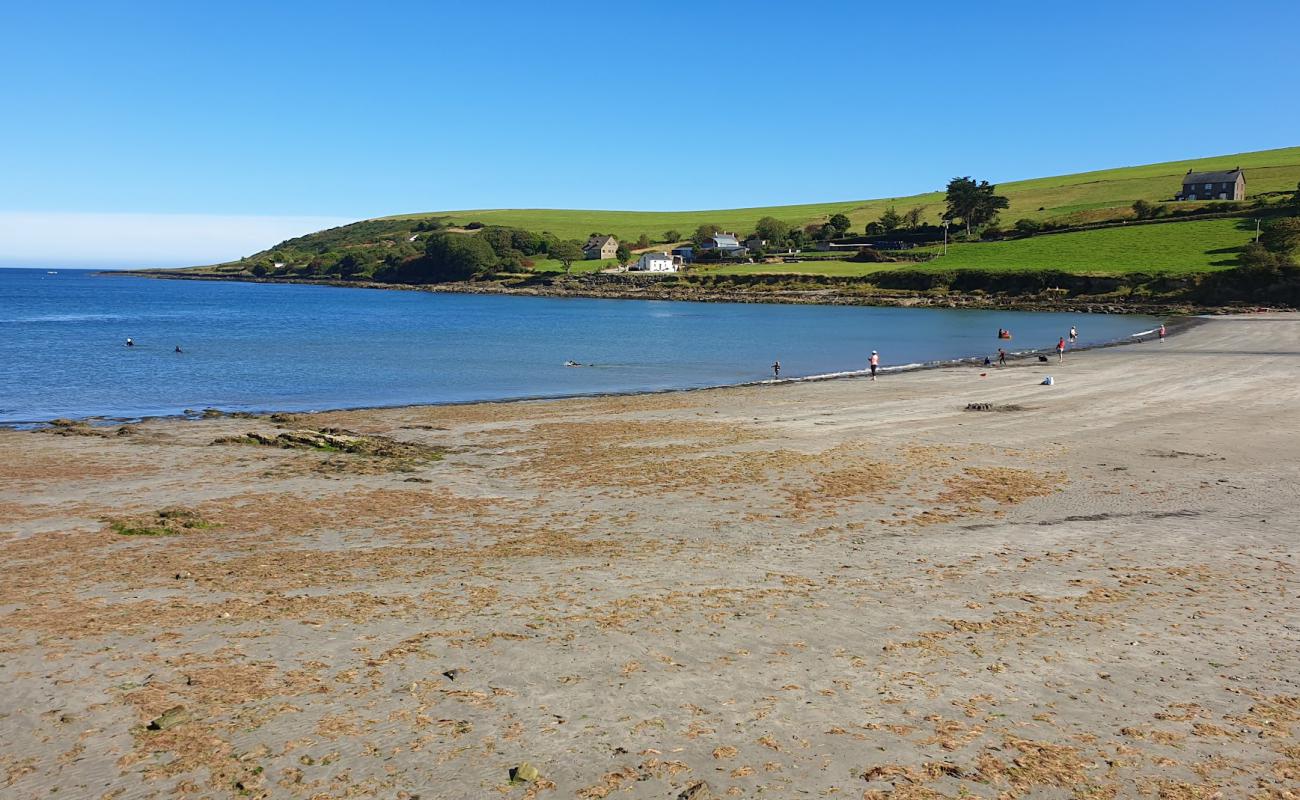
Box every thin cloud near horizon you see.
[0,212,353,269]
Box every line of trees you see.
[375,225,589,282]
[864,205,928,236]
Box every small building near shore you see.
[700,232,741,251]
[630,251,680,272]
[698,232,748,258]
[583,234,619,260]
[1176,168,1245,201]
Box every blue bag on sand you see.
[1041,376,1055,385]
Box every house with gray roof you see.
[701,233,741,250]
[1176,168,1245,201]
[583,234,619,260]
[697,232,749,259]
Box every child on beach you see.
[1159,324,1166,342]
[1056,337,1066,362]
[998,348,1007,367]
[869,350,879,381]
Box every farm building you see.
[699,232,748,257]
[629,252,680,272]
[671,246,694,263]
[700,232,741,250]
[583,234,619,260]
[1176,168,1245,201]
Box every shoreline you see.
[4,316,1197,430]
[4,313,1299,798]
[108,269,1239,315]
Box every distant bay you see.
[0,269,1158,424]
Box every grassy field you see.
[910,217,1257,274]
[528,257,614,274]
[385,202,875,248]
[381,146,1300,240]
[699,216,1259,277]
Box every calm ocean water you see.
[0,269,1158,424]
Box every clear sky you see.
[2,0,1297,267]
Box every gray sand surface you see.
[2,314,1298,799]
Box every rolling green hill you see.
[194,145,1299,280]
[380,146,1300,240]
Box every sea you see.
[0,268,1159,425]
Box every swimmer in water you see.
[126,338,134,347]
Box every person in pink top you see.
[1056,337,1066,362]
[869,350,879,381]
[1159,323,1166,342]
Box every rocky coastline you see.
[114,269,1245,316]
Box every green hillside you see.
[706,217,1259,277]
[191,145,1300,281]
[911,217,1257,273]
[382,146,1300,240]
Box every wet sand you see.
[2,314,1298,799]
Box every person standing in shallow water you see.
[772,360,780,379]
[869,350,879,381]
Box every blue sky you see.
[2,0,1298,266]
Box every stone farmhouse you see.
[583,234,619,260]
[1176,168,1245,201]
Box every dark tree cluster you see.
[375,225,580,283]
[943,177,1009,236]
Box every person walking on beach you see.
[772,360,781,378]
[1056,337,1066,362]
[1159,323,1166,342]
[1069,325,1078,343]
[998,348,1007,367]
[869,350,879,381]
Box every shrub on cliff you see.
[868,270,955,291]
[849,247,892,263]
[1196,250,1300,306]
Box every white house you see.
[630,251,678,272]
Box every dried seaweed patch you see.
[108,507,217,537]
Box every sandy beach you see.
[2,314,1298,799]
